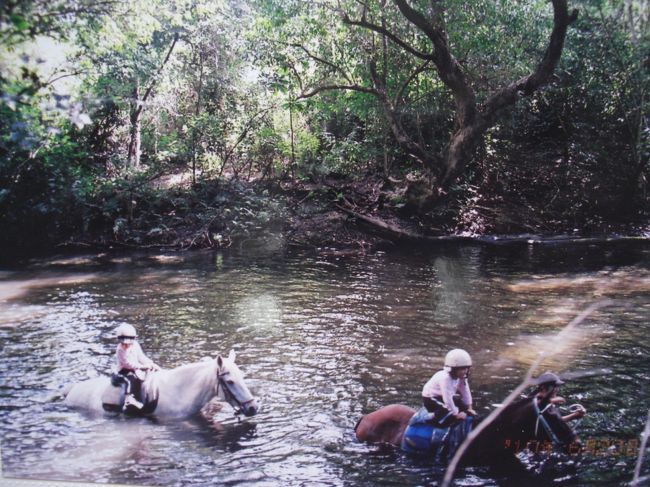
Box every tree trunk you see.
[127,82,141,168]
[126,32,179,170]
[626,0,637,43]
[442,125,486,187]
[192,51,205,185]
[289,99,296,179]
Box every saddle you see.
[401,407,473,462]
[102,372,159,415]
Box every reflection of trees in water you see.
[431,256,479,325]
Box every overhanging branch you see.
[393,59,432,107]
[481,1,578,122]
[286,42,354,84]
[135,31,180,119]
[392,0,477,127]
[297,84,380,99]
[340,10,434,61]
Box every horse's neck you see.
[473,398,536,449]
[162,361,218,411]
[498,398,539,440]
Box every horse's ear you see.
[228,349,236,362]
[217,355,224,368]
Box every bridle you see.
[216,368,256,416]
[532,396,562,447]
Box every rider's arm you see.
[441,374,460,416]
[562,405,587,422]
[551,396,566,405]
[458,377,473,411]
[133,342,159,370]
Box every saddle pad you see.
[402,422,450,454]
[401,408,474,462]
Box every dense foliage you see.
[1,0,648,257]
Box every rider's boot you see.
[124,393,143,409]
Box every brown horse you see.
[355,396,578,472]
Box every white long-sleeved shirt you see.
[421,368,472,415]
[116,341,154,371]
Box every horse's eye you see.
[227,380,235,385]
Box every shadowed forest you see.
[1,0,648,260]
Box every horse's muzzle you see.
[240,398,260,417]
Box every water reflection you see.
[0,245,648,486]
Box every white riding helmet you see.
[115,323,137,343]
[444,348,472,368]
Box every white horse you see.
[64,350,259,418]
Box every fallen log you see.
[337,206,650,247]
[336,205,473,244]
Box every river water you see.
[1,242,649,486]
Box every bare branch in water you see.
[632,410,650,486]
[559,368,613,380]
[441,300,614,487]
[632,475,650,485]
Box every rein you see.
[216,369,256,416]
[533,396,562,447]
[568,403,584,431]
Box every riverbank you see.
[1,172,648,265]
[50,174,650,257]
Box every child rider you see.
[114,323,160,409]
[422,348,477,426]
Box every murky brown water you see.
[1,242,649,486]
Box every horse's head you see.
[500,396,578,454]
[216,350,259,417]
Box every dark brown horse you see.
[356,396,578,472]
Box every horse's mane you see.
[172,359,216,372]
[471,397,530,431]
[473,396,542,445]
[150,359,217,392]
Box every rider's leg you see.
[422,396,455,426]
[121,371,143,409]
[111,372,138,410]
